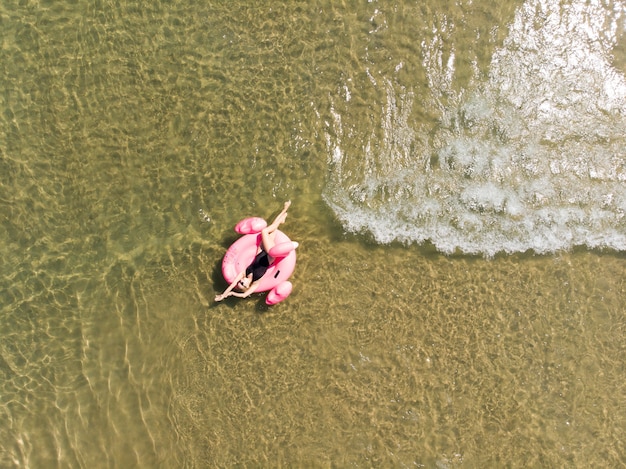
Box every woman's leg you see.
[261,201,290,252]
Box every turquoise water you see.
[1,1,625,467]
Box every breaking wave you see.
[323,0,626,256]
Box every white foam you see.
[323,0,626,255]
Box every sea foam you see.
[323,0,626,256]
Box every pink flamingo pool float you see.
[221,217,297,305]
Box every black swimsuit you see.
[246,250,270,282]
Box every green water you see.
[1,1,625,467]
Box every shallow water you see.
[1,0,625,467]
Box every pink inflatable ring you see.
[222,218,297,305]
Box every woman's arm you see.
[215,271,245,301]
[228,281,259,298]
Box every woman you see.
[215,201,292,301]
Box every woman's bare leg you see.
[261,201,291,252]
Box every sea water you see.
[1,0,625,467]
[323,0,626,256]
